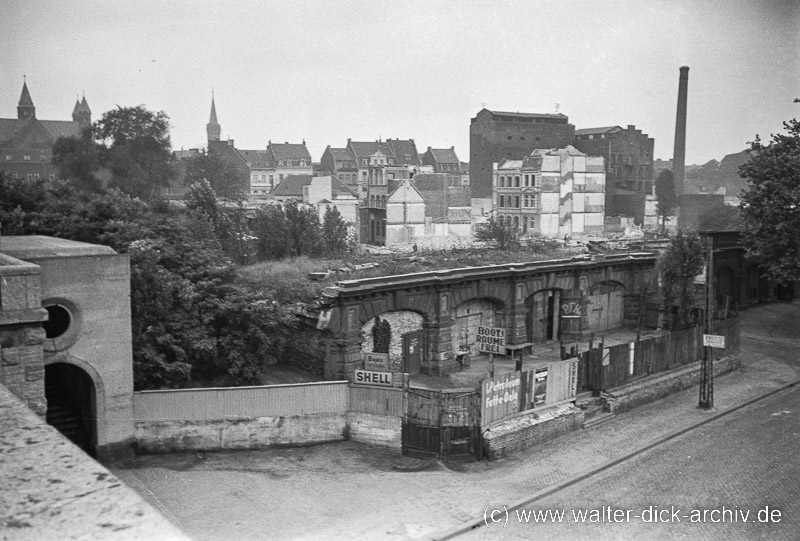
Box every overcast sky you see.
[2,0,798,165]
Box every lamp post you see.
[699,234,714,409]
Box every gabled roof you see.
[0,117,82,144]
[386,139,419,165]
[348,140,394,159]
[428,148,460,164]
[237,149,271,168]
[575,126,621,136]
[269,142,312,161]
[271,174,313,197]
[327,147,356,162]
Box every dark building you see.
[0,81,91,182]
[573,125,654,219]
[469,108,575,200]
[701,230,795,310]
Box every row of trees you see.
[2,105,359,389]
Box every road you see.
[110,301,800,541]
[458,383,800,540]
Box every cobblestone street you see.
[111,301,800,541]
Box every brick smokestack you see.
[672,66,689,196]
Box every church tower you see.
[17,79,35,119]
[207,93,221,142]
[72,95,92,126]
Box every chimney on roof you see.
[302,139,306,145]
[627,125,635,131]
[285,142,288,145]
[673,66,689,197]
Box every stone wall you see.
[482,405,585,460]
[604,355,741,415]
[0,253,48,416]
[135,413,348,453]
[346,412,402,449]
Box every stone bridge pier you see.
[317,253,657,380]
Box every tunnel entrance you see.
[45,363,97,457]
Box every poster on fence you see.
[482,372,520,425]
[533,367,548,406]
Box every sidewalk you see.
[112,303,800,541]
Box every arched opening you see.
[454,299,502,356]
[586,282,626,333]
[526,290,560,342]
[45,363,97,457]
[360,311,425,375]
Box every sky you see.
[2,0,798,165]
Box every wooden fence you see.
[577,316,740,392]
[481,358,579,427]
[133,381,349,422]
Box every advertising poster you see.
[533,367,548,406]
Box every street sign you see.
[703,334,726,348]
[353,369,393,387]
[363,352,389,371]
[476,326,506,354]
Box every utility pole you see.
[699,235,714,409]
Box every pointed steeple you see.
[207,92,221,142]
[72,94,92,125]
[17,78,35,119]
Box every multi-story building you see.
[422,146,461,174]
[0,81,91,182]
[572,125,654,220]
[493,146,605,238]
[206,96,311,195]
[469,108,575,207]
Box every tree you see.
[697,203,741,231]
[51,127,103,193]
[284,202,322,257]
[658,230,705,329]
[321,205,350,255]
[739,99,800,283]
[252,204,289,260]
[655,169,678,233]
[475,216,519,250]
[183,149,246,199]
[94,105,173,201]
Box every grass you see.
[238,244,587,304]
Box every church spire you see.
[72,93,92,125]
[17,77,35,120]
[207,92,221,142]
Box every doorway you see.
[45,363,97,457]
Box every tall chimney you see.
[672,66,689,196]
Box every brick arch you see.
[588,280,626,294]
[525,288,563,342]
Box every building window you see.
[515,196,520,208]
[514,176,520,187]
[23,155,31,160]
[5,155,10,160]
[498,195,504,207]
[50,172,56,181]
[300,160,306,166]
[33,172,40,180]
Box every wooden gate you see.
[402,387,481,461]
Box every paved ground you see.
[111,301,800,541]
[460,384,800,540]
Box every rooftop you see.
[0,235,117,260]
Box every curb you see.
[432,378,800,540]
